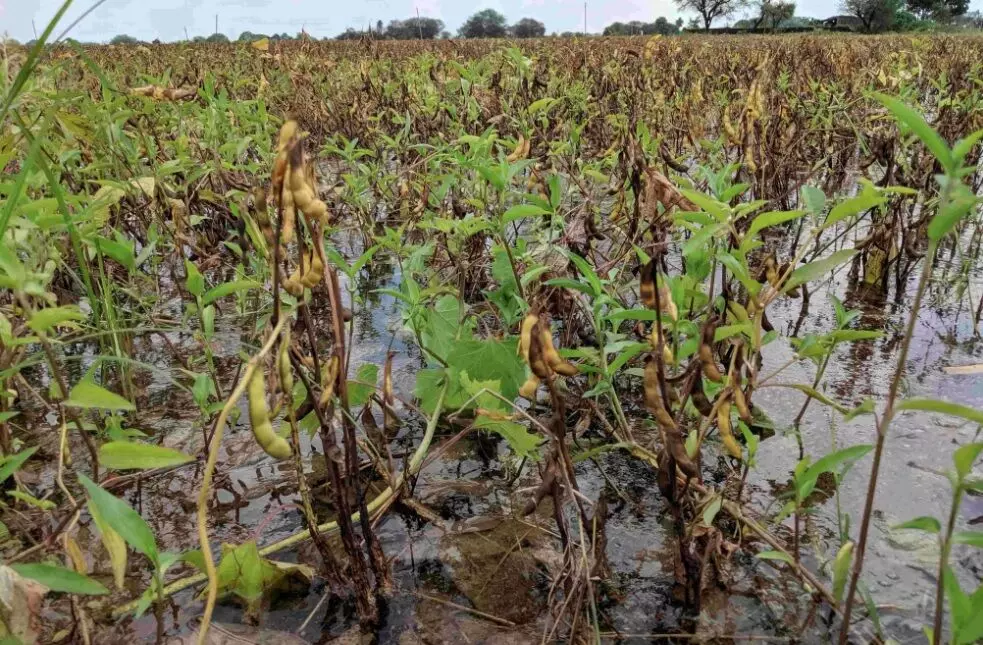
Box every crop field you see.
[1,30,983,644]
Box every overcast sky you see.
[2,0,982,42]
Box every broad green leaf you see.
[952,130,983,164]
[756,550,794,564]
[680,189,728,222]
[954,443,983,480]
[503,204,549,223]
[747,210,806,239]
[99,442,194,470]
[798,444,872,501]
[78,474,158,565]
[801,185,826,214]
[473,416,540,459]
[95,236,135,272]
[786,249,856,290]
[828,330,882,344]
[717,252,760,296]
[9,563,108,595]
[65,380,135,411]
[348,363,379,408]
[892,516,941,533]
[447,338,526,401]
[896,398,983,427]
[27,306,86,333]
[184,260,205,297]
[714,323,752,343]
[874,93,953,174]
[823,190,884,230]
[202,280,262,305]
[0,446,38,486]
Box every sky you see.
[2,0,982,43]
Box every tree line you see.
[76,0,980,47]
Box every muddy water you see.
[27,227,983,643]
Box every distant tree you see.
[335,28,365,40]
[841,0,903,30]
[906,0,969,21]
[376,19,384,34]
[511,17,546,38]
[110,34,139,45]
[385,17,444,39]
[558,30,581,37]
[458,9,509,38]
[603,18,680,35]
[751,0,796,28]
[205,33,229,43]
[440,30,451,38]
[237,31,268,41]
[674,0,751,30]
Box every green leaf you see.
[953,443,983,480]
[544,278,593,294]
[607,342,649,376]
[528,97,556,114]
[65,380,135,411]
[823,189,884,230]
[702,496,722,527]
[9,563,108,595]
[798,444,872,501]
[202,280,262,305]
[184,260,205,297]
[874,93,954,174]
[801,185,826,214]
[0,446,38,486]
[747,210,806,239]
[564,250,603,296]
[447,338,526,402]
[503,204,549,223]
[756,550,794,564]
[928,179,976,242]
[27,306,86,333]
[99,442,194,470]
[95,236,135,272]
[892,516,941,533]
[952,531,983,548]
[78,473,158,565]
[828,330,882,344]
[952,129,983,164]
[605,309,658,323]
[786,249,857,290]
[680,190,728,222]
[767,383,851,414]
[717,252,760,296]
[348,363,379,408]
[896,398,983,427]
[473,416,540,459]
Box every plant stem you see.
[837,240,937,644]
[933,485,962,645]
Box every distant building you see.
[823,15,864,30]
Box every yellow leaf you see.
[64,537,87,574]
[89,500,127,589]
[252,37,269,51]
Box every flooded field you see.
[2,32,983,645]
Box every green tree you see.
[458,9,509,38]
[385,17,445,39]
[110,34,139,45]
[842,0,904,31]
[510,17,546,38]
[205,33,229,43]
[674,0,751,30]
[752,0,796,28]
[907,0,969,20]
